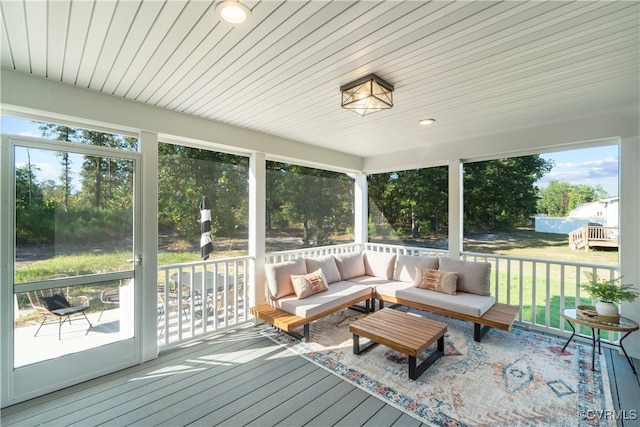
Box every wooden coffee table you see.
[349,308,447,380]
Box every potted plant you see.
[581,272,639,317]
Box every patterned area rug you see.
[262,307,612,426]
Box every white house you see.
[569,196,619,227]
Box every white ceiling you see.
[1,0,638,159]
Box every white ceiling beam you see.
[0,69,362,173]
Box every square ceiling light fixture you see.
[340,74,394,117]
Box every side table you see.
[560,308,639,374]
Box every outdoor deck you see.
[2,324,639,427]
[569,225,619,251]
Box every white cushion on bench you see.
[376,281,495,318]
[393,254,439,283]
[265,257,307,299]
[334,252,366,280]
[274,281,372,318]
[305,255,341,284]
[439,257,491,296]
[363,250,396,279]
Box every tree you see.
[157,143,249,241]
[15,164,43,209]
[464,156,552,231]
[36,123,138,210]
[367,167,449,239]
[369,156,553,237]
[272,163,353,246]
[537,180,608,217]
[38,123,79,210]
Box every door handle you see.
[128,255,142,265]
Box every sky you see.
[535,146,618,197]
[1,115,620,197]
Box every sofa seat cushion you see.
[393,254,439,283]
[376,281,495,318]
[273,281,372,318]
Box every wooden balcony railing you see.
[569,225,619,251]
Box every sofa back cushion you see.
[363,250,397,280]
[393,254,439,283]
[305,255,341,284]
[265,257,307,300]
[334,252,366,280]
[439,257,491,296]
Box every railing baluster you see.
[545,263,551,328]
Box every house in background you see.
[535,196,620,235]
[569,196,619,228]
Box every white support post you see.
[140,131,159,362]
[354,172,368,246]
[250,152,266,308]
[0,135,14,405]
[619,136,640,359]
[448,159,463,259]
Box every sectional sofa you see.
[251,250,519,342]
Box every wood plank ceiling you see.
[1,1,638,158]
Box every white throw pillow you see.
[394,254,440,283]
[290,269,329,299]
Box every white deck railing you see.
[158,243,620,347]
[157,256,251,347]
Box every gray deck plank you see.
[69,335,281,426]
[1,326,638,427]
[273,379,355,427]
[606,348,640,427]
[362,404,404,426]
[185,365,326,425]
[390,413,423,427]
[333,395,386,427]
[305,387,371,426]
[224,376,354,426]
[2,327,267,426]
[116,351,312,426]
[240,373,343,427]
[176,364,328,427]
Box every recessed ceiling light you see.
[216,1,251,25]
[419,118,436,125]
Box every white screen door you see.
[1,135,142,406]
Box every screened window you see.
[266,162,354,251]
[367,167,448,249]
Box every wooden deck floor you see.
[2,324,639,427]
